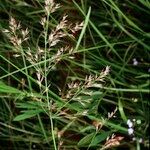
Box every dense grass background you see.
[0,0,149,149]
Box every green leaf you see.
[75,7,91,51]
[118,99,127,122]
[0,81,23,94]
[78,133,95,146]
[78,131,110,147]
[92,91,103,100]
[138,0,150,9]
[15,101,46,109]
[90,131,110,146]
[13,110,43,121]
[80,126,95,133]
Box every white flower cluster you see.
[127,119,143,143]
[127,119,134,135]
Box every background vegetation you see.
[0,0,149,149]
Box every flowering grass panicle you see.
[102,134,124,150]
[44,0,60,14]
[3,17,29,52]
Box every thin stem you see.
[44,11,57,150]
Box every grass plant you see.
[0,0,149,149]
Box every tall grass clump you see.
[0,0,149,149]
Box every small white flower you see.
[133,119,136,122]
[127,119,133,128]
[132,137,136,141]
[139,138,143,143]
[131,98,138,102]
[128,128,134,135]
[136,119,141,125]
[32,144,36,148]
[133,58,138,66]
